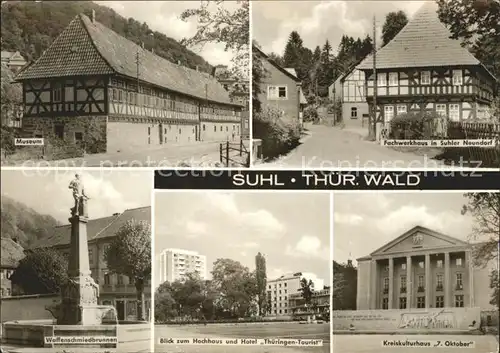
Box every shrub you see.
[1,125,18,156]
[253,107,301,160]
[389,111,445,139]
[303,106,318,123]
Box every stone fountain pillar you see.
[57,174,100,325]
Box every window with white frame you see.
[384,105,394,121]
[456,273,463,289]
[389,72,398,86]
[436,104,447,117]
[267,85,288,100]
[397,104,407,115]
[351,107,358,118]
[449,104,460,121]
[452,70,463,85]
[421,71,431,85]
[377,73,387,87]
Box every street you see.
[332,334,499,353]
[155,322,330,353]
[257,125,455,169]
[8,140,248,168]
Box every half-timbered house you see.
[329,68,369,128]
[357,3,497,127]
[15,12,243,153]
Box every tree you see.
[267,52,283,67]
[461,192,499,266]
[255,252,267,316]
[299,277,314,319]
[211,258,258,318]
[437,0,500,86]
[105,220,151,321]
[252,41,267,113]
[282,31,304,71]
[10,248,68,294]
[331,272,347,310]
[381,10,408,46]
[489,269,499,308]
[155,281,178,322]
[180,0,249,78]
[1,1,213,73]
[461,193,499,310]
[332,260,357,310]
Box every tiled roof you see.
[15,16,114,79]
[16,14,237,106]
[1,237,25,268]
[253,45,301,83]
[29,206,151,249]
[358,2,488,72]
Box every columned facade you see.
[368,249,474,310]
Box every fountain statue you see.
[2,173,151,351]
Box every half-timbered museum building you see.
[15,12,243,153]
[357,3,497,127]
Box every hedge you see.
[253,107,301,160]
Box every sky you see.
[1,169,151,223]
[252,0,428,55]
[96,0,241,67]
[154,191,331,288]
[333,192,478,265]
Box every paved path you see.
[6,140,249,168]
[332,334,498,353]
[155,323,329,353]
[257,125,456,169]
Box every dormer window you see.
[452,70,463,85]
[421,71,431,85]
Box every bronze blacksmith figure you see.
[69,174,89,217]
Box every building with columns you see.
[356,226,496,311]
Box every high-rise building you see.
[159,248,207,283]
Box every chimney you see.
[151,48,155,55]
[141,42,145,49]
[196,65,199,71]
[91,9,95,23]
[178,60,181,65]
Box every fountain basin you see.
[1,320,151,351]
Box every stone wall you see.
[21,116,107,154]
[1,294,59,322]
[332,307,481,332]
